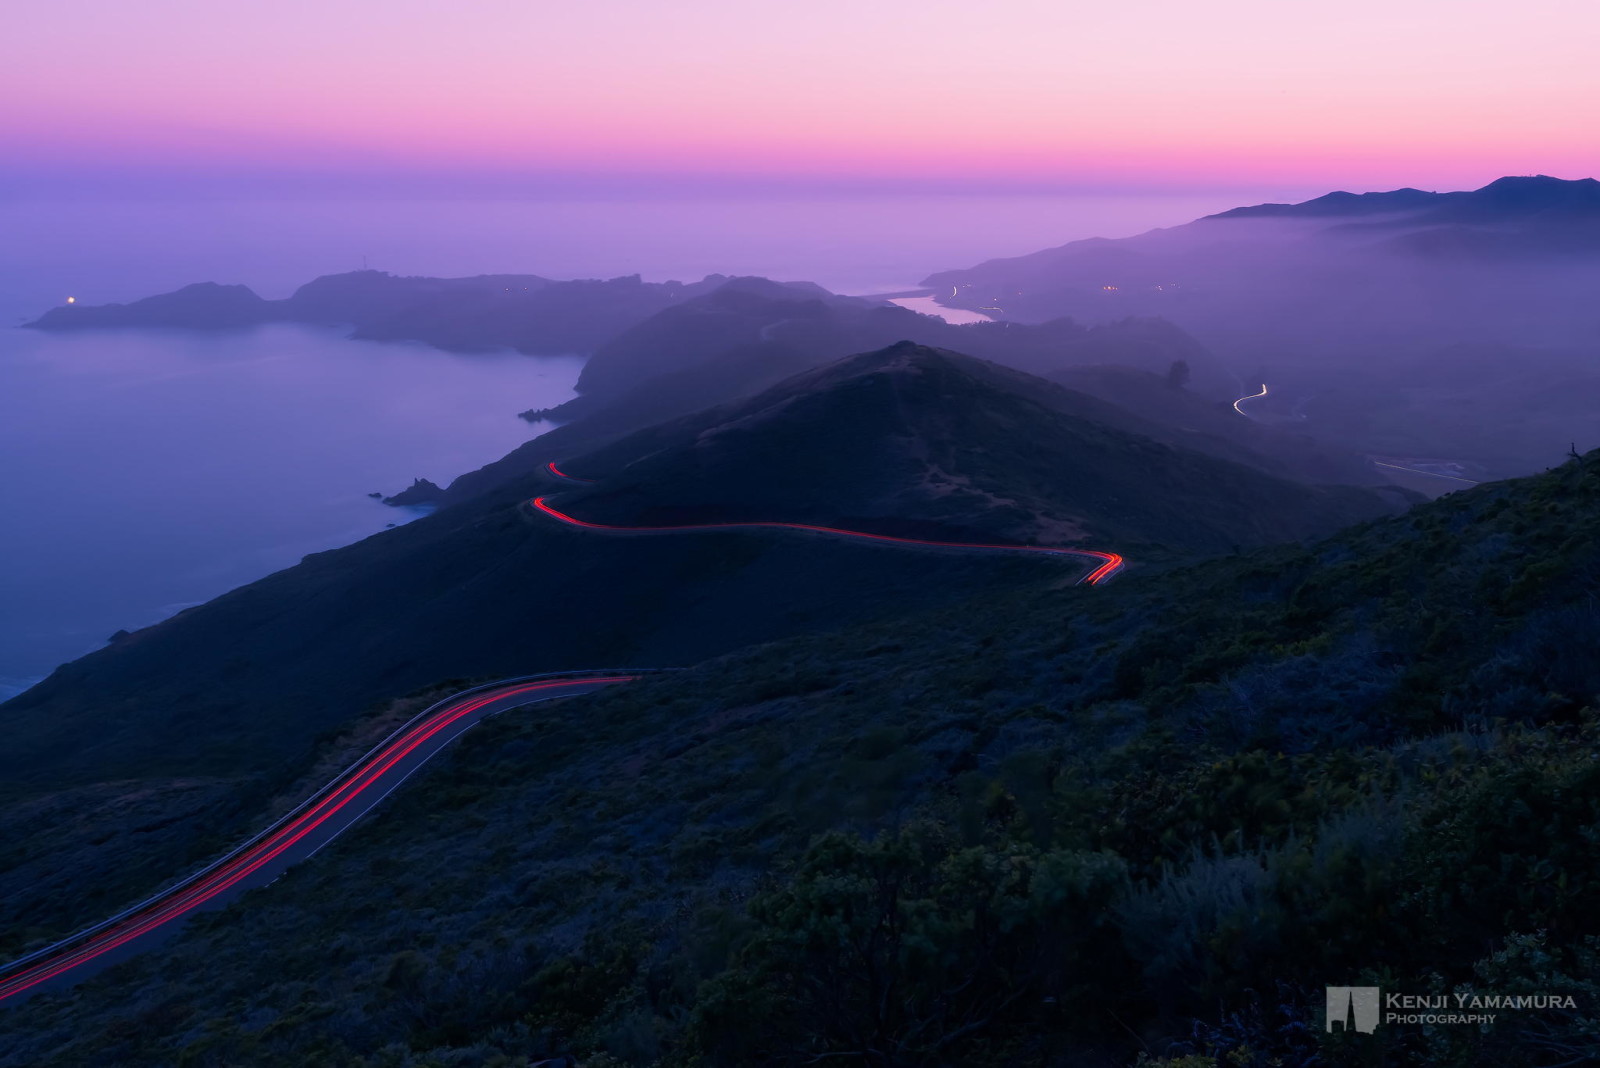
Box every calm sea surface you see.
[0,189,1273,694]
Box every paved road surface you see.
[0,675,630,1004]
[539,462,1125,584]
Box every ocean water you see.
[0,189,1271,695]
[0,325,582,697]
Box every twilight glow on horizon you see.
[5,0,1597,194]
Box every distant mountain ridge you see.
[1208,174,1600,222]
[24,270,800,355]
[922,175,1600,477]
[926,176,1600,301]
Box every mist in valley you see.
[927,175,1600,483]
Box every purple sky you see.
[5,0,1597,194]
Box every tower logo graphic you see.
[1326,986,1381,1033]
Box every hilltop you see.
[559,342,1406,553]
[1212,173,1600,227]
[451,279,1380,505]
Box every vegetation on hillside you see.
[6,452,1598,1066]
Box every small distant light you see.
[66,296,76,303]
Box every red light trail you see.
[0,676,632,1004]
[534,464,1125,585]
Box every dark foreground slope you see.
[0,481,1052,956]
[8,450,1599,1066]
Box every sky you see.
[4,0,1597,196]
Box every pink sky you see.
[5,0,1596,193]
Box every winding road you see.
[538,462,1125,584]
[1232,382,1268,416]
[1,461,1125,1004]
[0,674,632,1004]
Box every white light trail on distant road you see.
[1370,460,1480,485]
[1233,383,1268,416]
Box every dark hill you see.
[1208,185,1443,219]
[443,285,1230,507]
[570,277,882,398]
[9,448,1600,1065]
[26,270,735,355]
[925,176,1600,314]
[1208,174,1600,224]
[25,282,271,329]
[560,343,1407,553]
[0,470,1054,954]
[571,278,1227,409]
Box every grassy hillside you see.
[5,450,1599,1064]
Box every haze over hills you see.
[926,175,1600,479]
[26,272,1281,487]
[929,176,1600,309]
[444,278,1391,505]
[567,275,1226,405]
[1212,174,1600,254]
[1046,363,1381,486]
[924,176,1600,350]
[34,180,1596,485]
[317,274,1332,507]
[27,269,1229,398]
